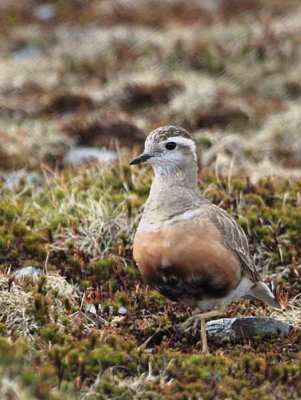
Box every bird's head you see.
[129,126,197,176]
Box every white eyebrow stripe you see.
[167,136,197,158]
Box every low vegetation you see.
[0,164,300,399]
[1,0,301,398]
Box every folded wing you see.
[204,203,281,309]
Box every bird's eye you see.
[165,142,177,150]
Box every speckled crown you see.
[146,126,192,144]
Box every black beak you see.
[129,153,152,165]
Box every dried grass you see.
[255,104,301,167]
[0,273,80,338]
[51,198,129,258]
[0,375,33,400]
[81,361,173,400]
[270,304,301,328]
[0,120,73,169]
[0,283,37,337]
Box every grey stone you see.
[14,267,44,278]
[85,303,97,316]
[34,4,56,21]
[1,169,44,190]
[64,146,117,166]
[13,45,42,60]
[206,317,290,341]
[118,306,127,315]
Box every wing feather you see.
[204,204,260,282]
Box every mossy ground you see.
[1,0,301,398]
[0,165,300,399]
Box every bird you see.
[130,125,281,353]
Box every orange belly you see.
[133,217,241,304]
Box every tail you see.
[246,281,282,309]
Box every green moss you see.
[87,257,116,281]
[244,194,265,206]
[32,293,50,326]
[0,202,20,222]
[40,325,68,345]
[79,279,92,291]
[0,237,7,251]
[141,290,166,308]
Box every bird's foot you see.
[178,307,226,353]
[179,314,202,332]
[179,309,225,332]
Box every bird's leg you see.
[200,318,208,354]
[180,307,226,353]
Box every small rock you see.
[34,4,56,20]
[14,267,44,278]
[12,45,42,60]
[1,169,44,190]
[85,303,97,315]
[206,317,290,341]
[63,146,117,166]
[118,306,127,315]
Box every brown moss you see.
[195,102,250,129]
[120,81,183,111]
[64,115,145,147]
[42,93,94,115]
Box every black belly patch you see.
[150,265,230,304]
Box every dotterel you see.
[130,125,281,353]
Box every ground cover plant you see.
[0,165,300,399]
[0,0,301,398]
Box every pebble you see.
[14,267,44,278]
[85,303,97,315]
[13,45,42,60]
[118,306,127,315]
[1,169,44,190]
[34,4,56,20]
